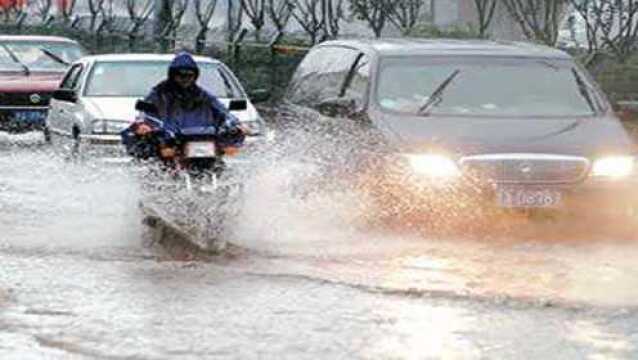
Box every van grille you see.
[460,154,590,184]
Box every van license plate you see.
[497,187,562,208]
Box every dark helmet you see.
[168,52,200,81]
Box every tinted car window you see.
[377,56,600,117]
[288,47,361,107]
[0,41,84,71]
[83,61,241,98]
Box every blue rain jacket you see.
[122,52,244,157]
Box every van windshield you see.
[376,56,601,117]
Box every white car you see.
[46,53,267,150]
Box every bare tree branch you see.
[97,0,117,35]
[126,0,153,49]
[473,0,498,37]
[227,0,244,42]
[387,0,422,35]
[268,0,293,33]
[349,0,395,38]
[324,0,344,38]
[85,0,106,31]
[57,0,78,25]
[290,0,326,44]
[571,0,638,63]
[193,0,218,52]
[502,0,568,46]
[30,0,54,23]
[241,0,266,40]
[1,0,27,25]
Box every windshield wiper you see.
[417,69,461,116]
[39,47,69,66]
[1,44,30,76]
[571,68,597,113]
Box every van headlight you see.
[403,154,461,178]
[591,156,635,178]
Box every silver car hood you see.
[83,97,138,122]
[83,97,260,123]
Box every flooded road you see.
[2,133,638,359]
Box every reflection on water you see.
[366,304,479,359]
[4,133,638,358]
[568,320,635,359]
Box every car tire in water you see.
[43,126,51,143]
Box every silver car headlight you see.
[91,119,129,134]
[591,156,635,178]
[403,153,461,178]
[242,118,265,136]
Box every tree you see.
[96,0,117,37]
[324,0,344,38]
[268,0,293,34]
[0,0,27,24]
[290,0,325,44]
[569,0,638,64]
[227,0,244,42]
[87,0,106,31]
[31,0,54,23]
[193,0,217,53]
[502,0,568,46]
[157,0,190,52]
[126,0,154,50]
[387,0,422,35]
[56,0,77,25]
[473,0,498,38]
[349,0,395,38]
[241,0,266,41]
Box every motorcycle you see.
[125,100,244,253]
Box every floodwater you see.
[2,132,638,359]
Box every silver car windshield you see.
[377,57,600,117]
[0,42,83,71]
[84,61,242,98]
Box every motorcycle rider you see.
[122,52,245,159]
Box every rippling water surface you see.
[2,132,638,359]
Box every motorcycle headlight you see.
[91,119,130,134]
[591,156,635,178]
[403,153,461,178]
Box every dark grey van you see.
[278,39,637,213]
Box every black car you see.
[276,38,637,216]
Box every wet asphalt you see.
[2,132,638,359]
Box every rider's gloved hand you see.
[133,121,153,136]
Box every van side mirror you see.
[52,89,77,103]
[135,100,158,114]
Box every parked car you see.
[46,54,267,153]
[0,35,86,137]
[277,38,638,216]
